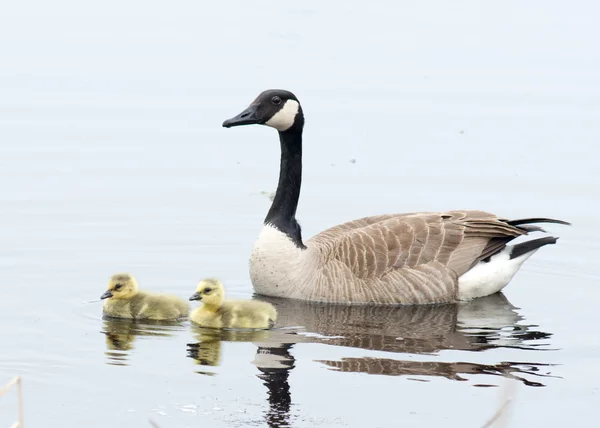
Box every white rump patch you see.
[457,246,540,301]
[265,100,300,131]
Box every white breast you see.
[249,225,312,299]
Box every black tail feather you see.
[517,224,547,233]
[510,236,559,260]
[507,217,571,227]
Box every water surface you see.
[1,1,599,427]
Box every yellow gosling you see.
[189,278,277,329]
[101,273,189,320]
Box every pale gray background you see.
[0,1,598,427]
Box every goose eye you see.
[115,284,123,291]
[204,288,212,294]
[271,96,282,105]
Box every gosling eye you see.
[115,284,123,291]
[203,288,212,294]
[271,96,282,105]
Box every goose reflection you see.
[101,318,182,366]
[184,293,554,427]
[254,343,295,428]
[186,293,554,379]
[263,292,551,355]
[187,327,296,426]
[265,292,555,387]
[318,357,553,387]
[189,293,553,379]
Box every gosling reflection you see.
[186,327,290,374]
[102,318,182,366]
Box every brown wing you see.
[308,210,526,279]
[301,211,567,304]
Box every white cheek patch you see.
[265,100,299,131]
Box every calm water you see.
[1,1,599,427]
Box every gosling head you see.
[222,89,304,133]
[101,273,139,300]
[189,278,225,307]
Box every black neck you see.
[264,129,305,248]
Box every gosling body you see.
[190,279,277,329]
[101,273,189,321]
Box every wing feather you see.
[305,210,537,303]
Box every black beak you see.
[222,104,262,128]
[189,292,202,301]
[100,290,113,300]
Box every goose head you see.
[189,278,225,308]
[222,89,304,133]
[101,273,139,300]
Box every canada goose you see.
[222,89,570,305]
[101,273,189,320]
[189,278,278,329]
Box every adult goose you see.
[222,89,569,305]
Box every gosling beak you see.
[189,292,202,301]
[222,104,262,128]
[100,290,113,300]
